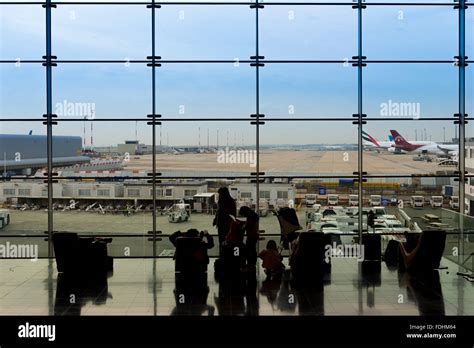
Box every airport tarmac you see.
[1,209,297,257]
[124,150,444,175]
[2,207,472,261]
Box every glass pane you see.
[260,5,357,60]
[0,180,47,232]
[50,121,152,256]
[364,6,457,60]
[156,5,254,60]
[156,121,255,177]
[467,66,473,120]
[154,178,255,259]
[157,64,254,118]
[54,120,153,164]
[0,178,48,242]
[364,64,457,119]
[0,64,45,119]
[363,121,460,176]
[54,63,150,119]
[362,178,468,269]
[0,123,48,178]
[52,5,151,60]
[0,5,45,60]
[468,9,473,58]
[258,178,360,259]
[261,121,359,176]
[261,64,357,118]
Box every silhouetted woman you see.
[239,206,259,270]
[213,187,237,255]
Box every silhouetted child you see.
[258,240,284,278]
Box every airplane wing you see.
[437,145,457,155]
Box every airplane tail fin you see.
[390,130,411,146]
[362,130,380,147]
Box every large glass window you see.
[0,1,471,273]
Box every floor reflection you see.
[171,273,214,316]
[259,269,329,315]
[214,272,251,316]
[13,257,461,316]
[398,270,445,316]
[54,272,113,316]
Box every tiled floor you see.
[1,257,473,316]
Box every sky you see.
[0,1,473,146]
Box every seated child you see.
[258,240,285,277]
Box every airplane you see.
[362,131,394,151]
[390,130,458,157]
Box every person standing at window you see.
[239,206,259,271]
[213,187,236,256]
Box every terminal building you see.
[0,134,90,175]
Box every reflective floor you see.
[1,257,473,316]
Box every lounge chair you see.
[399,230,446,272]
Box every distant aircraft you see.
[362,131,394,151]
[390,130,458,157]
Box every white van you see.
[430,196,443,208]
[349,194,358,206]
[449,196,459,210]
[327,194,339,206]
[410,195,424,208]
[370,195,382,206]
[305,194,317,207]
